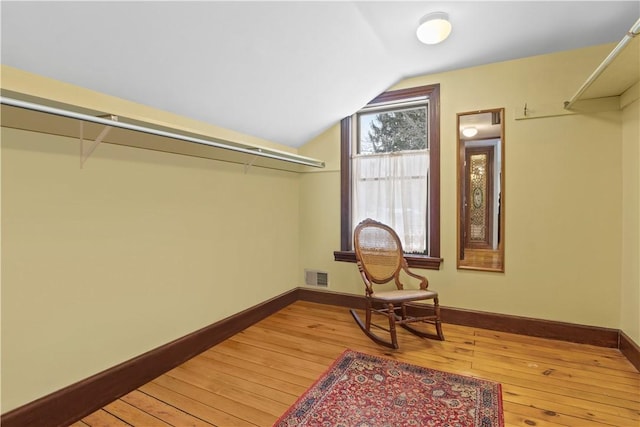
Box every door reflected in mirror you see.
[457,109,505,272]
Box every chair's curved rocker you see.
[350,218,444,349]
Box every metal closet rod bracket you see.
[80,114,118,168]
[244,148,262,173]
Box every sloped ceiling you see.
[1,1,638,147]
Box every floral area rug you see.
[274,349,504,427]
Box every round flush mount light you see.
[416,12,452,45]
[462,127,478,137]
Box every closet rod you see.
[564,17,640,110]
[0,96,325,169]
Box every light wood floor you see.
[73,301,639,427]
[459,248,504,271]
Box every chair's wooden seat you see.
[371,289,438,302]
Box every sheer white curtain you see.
[352,150,429,253]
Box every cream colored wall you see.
[300,43,626,329]
[298,125,361,289]
[1,124,300,410]
[621,95,640,343]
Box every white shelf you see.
[565,18,639,109]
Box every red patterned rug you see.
[274,349,504,427]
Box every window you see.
[334,84,441,269]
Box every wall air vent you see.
[304,269,329,287]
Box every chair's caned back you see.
[354,219,404,283]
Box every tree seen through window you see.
[359,106,427,154]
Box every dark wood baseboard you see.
[3,286,638,427]
[439,306,620,347]
[619,330,640,372]
[297,287,621,348]
[0,289,299,427]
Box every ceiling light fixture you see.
[462,127,478,137]
[416,12,452,45]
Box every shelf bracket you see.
[244,148,263,173]
[80,115,118,168]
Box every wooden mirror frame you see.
[456,108,505,272]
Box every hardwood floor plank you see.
[472,349,640,393]
[503,387,637,426]
[472,328,619,356]
[473,366,639,411]
[259,313,374,346]
[139,382,255,427]
[151,375,270,426]
[473,360,638,403]
[473,332,633,372]
[120,390,214,427]
[503,402,615,427]
[231,325,346,359]
[103,399,171,427]
[164,365,288,420]
[79,301,639,427]
[474,349,640,385]
[147,375,257,427]
[82,409,131,427]
[502,383,640,425]
[202,348,313,389]
[503,409,571,427]
[178,357,298,405]
[207,340,330,379]
[194,352,309,396]
[82,409,133,427]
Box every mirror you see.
[457,108,505,272]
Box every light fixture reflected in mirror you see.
[457,108,505,272]
[417,12,452,45]
[462,127,478,137]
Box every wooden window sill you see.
[333,251,443,270]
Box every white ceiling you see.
[1,1,638,148]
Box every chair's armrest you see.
[401,259,429,289]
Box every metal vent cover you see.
[304,269,329,287]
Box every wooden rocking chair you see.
[350,218,444,349]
